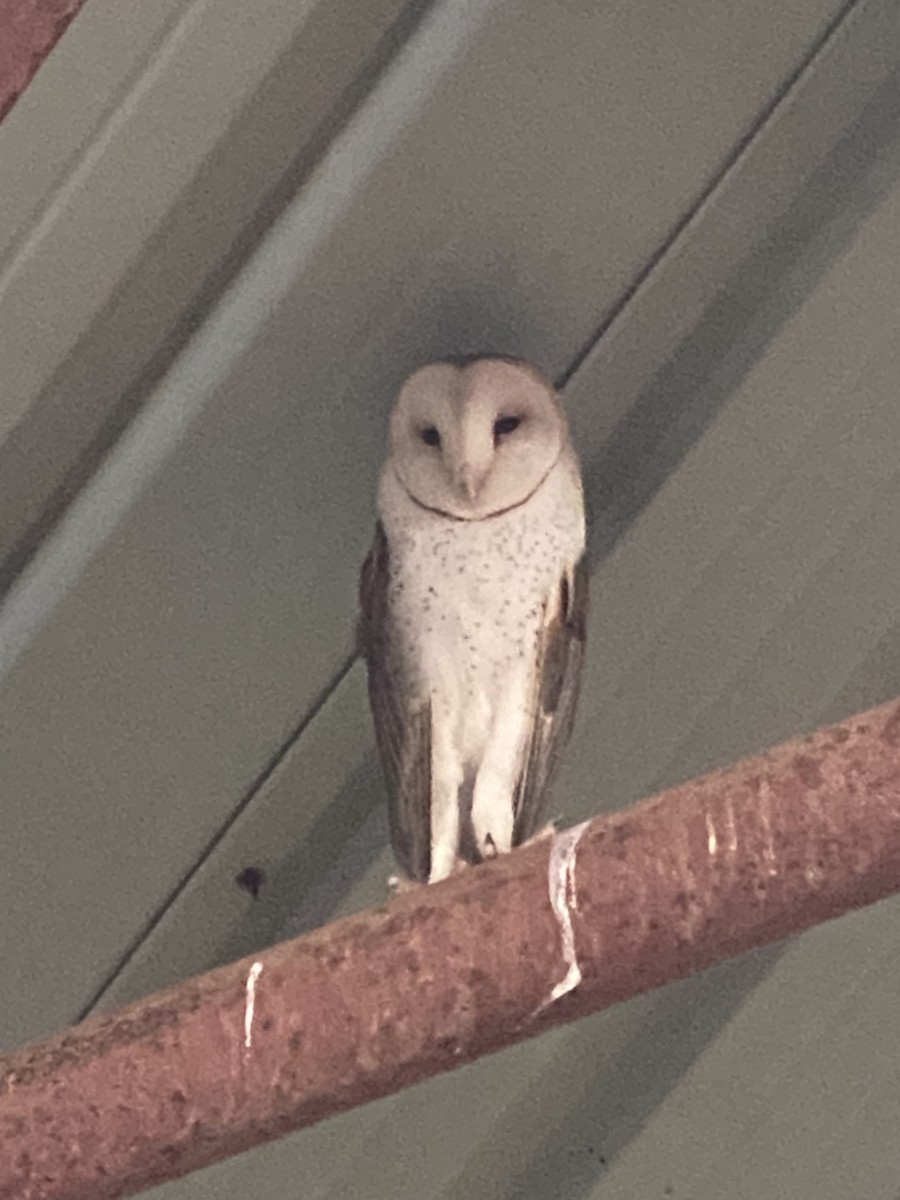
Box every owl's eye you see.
[420,426,441,448]
[493,415,522,442]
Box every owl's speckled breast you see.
[379,454,584,707]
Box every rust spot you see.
[829,726,851,744]
[401,949,421,975]
[261,1017,274,1032]
[170,1090,186,1107]
[375,1021,401,1059]
[380,914,410,940]
[793,755,824,788]
[289,1031,303,1051]
[439,989,461,1018]
[314,945,348,968]
[0,1004,185,1091]
[612,823,634,844]
[880,705,900,746]
[466,967,501,1012]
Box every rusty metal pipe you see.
[4,698,900,1199]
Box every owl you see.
[359,355,587,883]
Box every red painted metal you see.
[3,698,900,1199]
[0,0,88,123]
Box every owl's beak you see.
[455,463,483,502]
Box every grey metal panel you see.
[594,898,900,1200]
[0,0,433,578]
[133,62,900,1200]
[564,0,900,462]
[134,77,900,1197]
[0,0,849,1055]
[0,0,192,269]
[98,0,900,1020]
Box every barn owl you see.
[360,355,587,883]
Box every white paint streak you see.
[724,796,738,854]
[759,778,778,876]
[244,961,263,1050]
[546,821,589,1004]
[705,811,718,856]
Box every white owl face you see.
[388,357,566,520]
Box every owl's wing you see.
[513,553,589,844]
[359,522,432,882]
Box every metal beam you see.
[3,697,900,1199]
